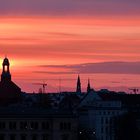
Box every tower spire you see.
[76,75,81,94]
[87,78,91,93]
[1,57,11,82]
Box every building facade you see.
[0,107,78,140]
[78,91,126,140]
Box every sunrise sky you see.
[0,0,140,93]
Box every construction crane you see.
[129,88,139,94]
[33,82,47,93]
[32,78,95,93]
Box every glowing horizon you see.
[0,15,140,93]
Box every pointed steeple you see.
[76,75,81,93]
[87,78,91,93]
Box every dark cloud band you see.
[36,62,140,75]
[0,0,140,16]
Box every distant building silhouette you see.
[76,75,81,94]
[0,57,139,140]
[1,57,11,81]
[87,79,91,93]
[0,58,78,140]
[0,57,21,105]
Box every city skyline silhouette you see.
[0,57,139,94]
[0,1,140,140]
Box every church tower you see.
[76,75,81,93]
[0,57,21,105]
[1,57,11,82]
